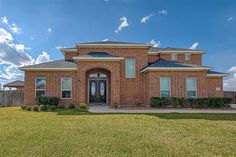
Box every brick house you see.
[20,41,227,106]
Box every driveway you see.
[89,105,236,113]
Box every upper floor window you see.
[185,54,191,61]
[61,77,72,99]
[160,77,171,97]
[186,77,197,98]
[35,77,46,98]
[171,53,177,60]
[125,58,136,78]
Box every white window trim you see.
[160,77,171,97]
[186,77,197,98]
[185,54,191,61]
[171,53,177,61]
[61,77,72,99]
[35,77,46,98]
[125,58,136,78]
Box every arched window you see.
[89,72,107,78]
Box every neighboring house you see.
[3,80,24,90]
[20,41,227,106]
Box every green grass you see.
[0,107,236,157]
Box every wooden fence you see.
[0,90,24,106]
[224,91,236,104]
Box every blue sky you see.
[0,0,236,90]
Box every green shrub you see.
[150,97,170,107]
[79,103,88,110]
[112,102,119,108]
[134,102,144,107]
[49,105,57,111]
[58,104,65,109]
[33,106,39,112]
[39,105,47,111]
[151,97,232,108]
[21,105,27,110]
[26,106,32,111]
[37,96,59,106]
[68,104,75,109]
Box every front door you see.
[89,80,107,104]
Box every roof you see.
[19,60,77,71]
[141,59,212,72]
[4,80,24,88]
[207,70,228,77]
[81,52,119,57]
[76,40,152,47]
[148,47,205,53]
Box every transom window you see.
[61,77,72,99]
[185,54,191,61]
[186,77,197,98]
[125,58,136,78]
[35,77,46,98]
[89,72,107,78]
[171,53,177,60]
[160,77,171,97]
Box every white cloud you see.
[227,17,234,22]
[148,39,161,47]
[1,16,21,34]
[189,42,199,50]
[29,37,35,40]
[158,10,168,16]
[141,14,154,23]
[0,27,51,82]
[48,27,52,33]
[103,38,109,41]
[1,16,8,24]
[223,66,236,91]
[115,16,129,33]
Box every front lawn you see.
[0,107,236,157]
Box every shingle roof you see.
[141,59,212,72]
[4,80,24,87]
[19,60,77,70]
[77,40,147,45]
[79,52,119,58]
[148,47,204,52]
[208,70,227,75]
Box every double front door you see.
[89,79,107,104]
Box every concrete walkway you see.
[88,105,236,113]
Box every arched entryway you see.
[86,69,111,105]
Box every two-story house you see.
[20,41,227,106]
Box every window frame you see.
[35,77,46,98]
[186,77,197,98]
[61,77,72,99]
[160,77,171,97]
[185,54,191,61]
[171,53,177,61]
[125,58,136,78]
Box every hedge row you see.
[37,96,60,106]
[150,97,232,108]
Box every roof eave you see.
[141,67,212,73]
[76,44,152,48]
[19,68,77,71]
[207,74,228,77]
[60,48,77,55]
[73,56,124,61]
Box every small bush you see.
[26,106,32,111]
[49,105,57,111]
[33,106,39,112]
[112,102,119,108]
[38,96,59,106]
[79,103,88,110]
[21,105,27,110]
[58,104,65,109]
[151,97,232,108]
[68,104,75,109]
[39,105,47,111]
[134,102,144,107]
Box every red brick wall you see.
[159,54,202,65]
[207,77,223,97]
[144,71,209,105]
[64,52,78,60]
[148,55,160,63]
[24,71,78,106]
